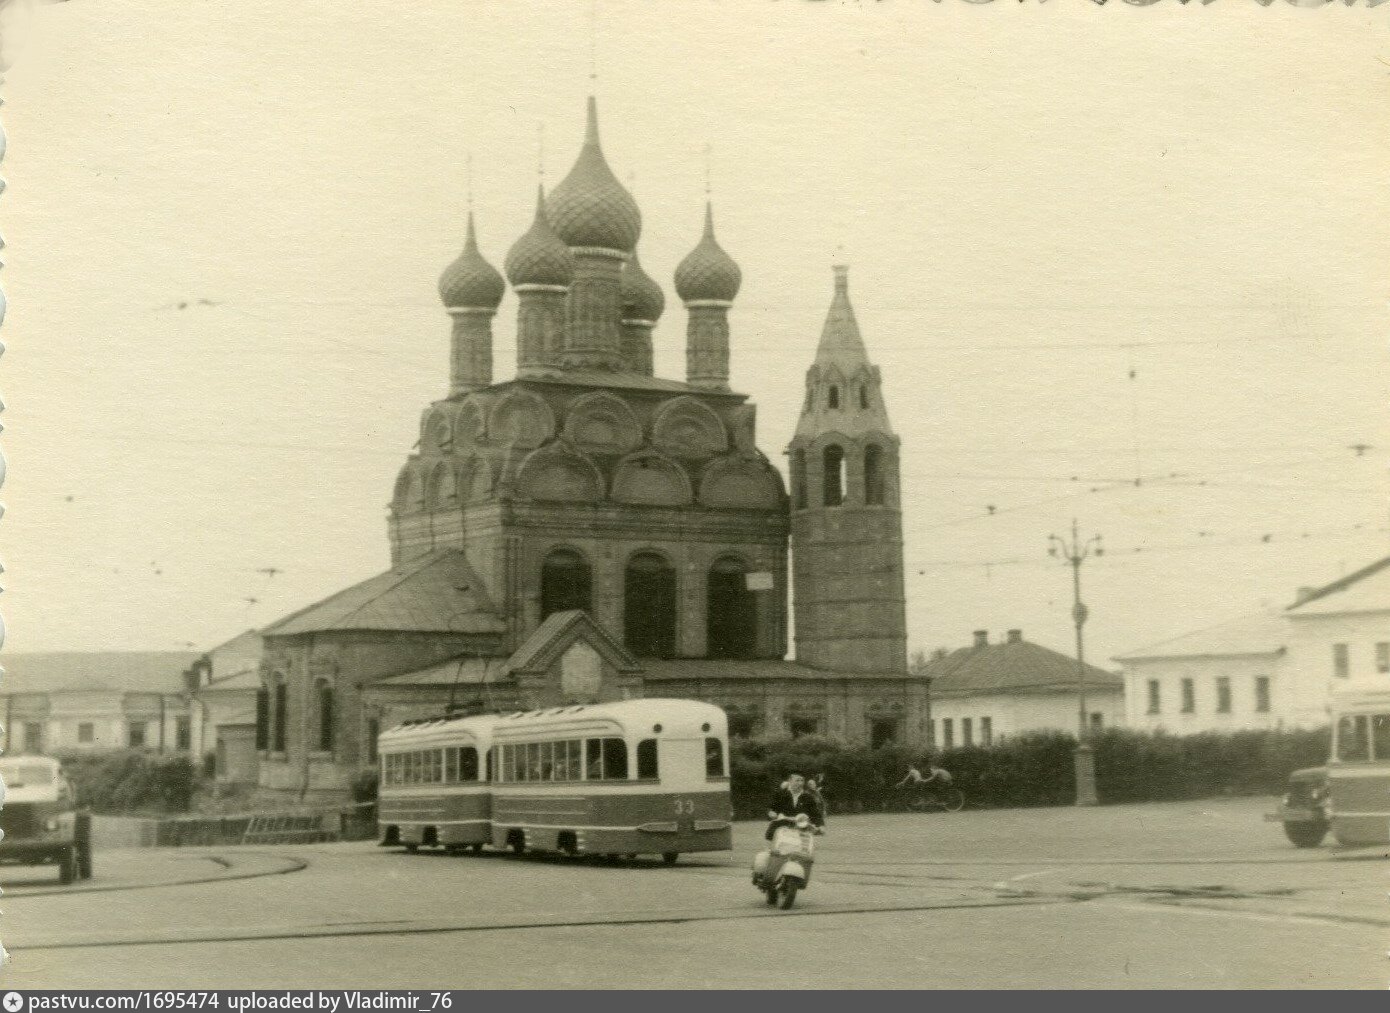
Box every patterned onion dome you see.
[547,97,641,253]
[674,203,742,303]
[505,186,575,287]
[438,211,505,310]
[620,247,665,322]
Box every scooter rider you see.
[766,771,826,841]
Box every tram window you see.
[637,739,659,780]
[585,738,603,780]
[486,748,493,782]
[445,748,458,782]
[1372,714,1390,762]
[1337,715,1371,763]
[430,750,442,783]
[524,742,540,781]
[459,747,479,781]
[562,740,582,780]
[501,745,516,783]
[705,737,725,777]
[585,738,628,780]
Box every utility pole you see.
[1048,519,1103,807]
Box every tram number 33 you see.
[673,799,696,815]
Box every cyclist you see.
[895,760,952,791]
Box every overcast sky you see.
[3,1,1387,663]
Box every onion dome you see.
[438,212,505,310]
[674,203,741,303]
[547,97,641,253]
[505,186,575,287]
[620,248,665,322]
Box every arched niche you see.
[611,452,693,507]
[421,406,456,455]
[698,455,783,510]
[466,457,495,502]
[707,555,757,660]
[540,546,592,621]
[515,442,604,503]
[652,396,728,458]
[623,550,677,659]
[455,398,487,449]
[427,461,460,508]
[489,389,555,449]
[562,391,643,455]
[394,464,427,514]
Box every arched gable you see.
[427,461,460,508]
[421,405,456,455]
[698,454,784,510]
[455,397,487,449]
[652,395,729,458]
[611,450,693,507]
[489,389,555,449]
[562,391,643,455]
[515,441,604,503]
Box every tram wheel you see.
[662,851,679,866]
[508,832,526,856]
[404,843,419,853]
[469,842,485,853]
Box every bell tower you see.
[788,265,907,673]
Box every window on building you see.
[1146,680,1161,715]
[962,717,973,747]
[942,718,954,749]
[864,445,885,506]
[255,686,270,751]
[859,385,869,410]
[1333,643,1350,679]
[175,716,192,751]
[128,721,148,749]
[624,552,677,659]
[1377,642,1390,674]
[272,679,288,752]
[707,557,756,660]
[728,712,760,740]
[828,385,840,410]
[1336,714,1370,763]
[1181,678,1195,714]
[1373,714,1390,762]
[793,449,807,510]
[22,722,42,755]
[215,740,227,777]
[869,718,900,750]
[788,716,821,739]
[705,738,725,778]
[540,548,592,621]
[1216,677,1232,714]
[1255,676,1271,714]
[980,717,993,746]
[636,739,659,780]
[365,718,380,764]
[822,444,846,507]
[316,681,335,753]
[77,722,94,745]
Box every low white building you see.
[922,629,1125,747]
[1115,611,1288,732]
[186,630,263,785]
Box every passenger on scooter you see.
[765,771,825,840]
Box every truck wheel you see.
[58,846,78,885]
[77,840,94,880]
[662,851,678,866]
[1284,821,1328,849]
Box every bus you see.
[1327,681,1390,846]
[377,712,500,851]
[376,698,733,864]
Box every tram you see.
[376,699,734,863]
[1326,680,1390,846]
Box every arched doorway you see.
[707,556,756,659]
[540,548,592,620]
[624,552,677,658]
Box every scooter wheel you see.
[765,886,779,906]
[778,882,798,910]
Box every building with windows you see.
[255,97,923,802]
[185,630,263,786]
[1115,610,1287,733]
[0,652,199,755]
[920,630,1124,746]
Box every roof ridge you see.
[1114,608,1284,659]
[1287,553,1390,611]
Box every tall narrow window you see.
[128,722,148,749]
[980,717,993,746]
[823,445,845,506]
[1180,678,1195,714]
[1215,677,1232,714]
[272,678,288,752]
[624,552,677,658]
[828,385,840,410]
[1254,676,1270,714]
[317,681,335,753]
[22,722,42,755]
[175,716,192,751]
[792,449,807,510]
[962,717,973,746]
[859,385,869,410]
[541,549,592,620]
[365,718,379,764]
[942,718,954,749]
[1146,679,1161,715]
[255,686,270,751]
[864,444,885,505]
[1333,643,1350,679]
[1377,642,1390,674]
[707,556,756,660]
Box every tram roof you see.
[379,698,726,747]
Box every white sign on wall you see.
[745,572,774,591]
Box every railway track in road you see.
[0,851,307,899]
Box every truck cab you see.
[0,756,93,883]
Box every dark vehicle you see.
[0,756,94,882]
[1264,766,1329,849]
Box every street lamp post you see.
[1048,519,1103,807]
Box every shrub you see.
[54,750,200,815]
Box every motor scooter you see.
[751,813,822,909]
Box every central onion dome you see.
[674,203,741,302]
[620,248,665,322]
[438,212,505,310]
[547,97,641,253]
[505,186,575,287]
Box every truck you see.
[0,755,94,883]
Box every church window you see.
[823,445,846,507]
[859,385,869,410]
[540,549,592,620]
[624,552,677,658]
[255,685,270,751]
[271,677,288,753]
[788,715,820,739]
[793,449,807,509]
[828,386,840,410]
[707,556,757,660]
[864,444,885,506]
[870,717,900,750]
[316,680,335,753]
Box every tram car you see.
[376,699,733,864]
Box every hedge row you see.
[729,727,1330,819]
[54,750,199,815]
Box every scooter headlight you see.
[43,818,59,832]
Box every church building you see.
[255,98,925,801]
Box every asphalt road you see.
[2,798,1384,989]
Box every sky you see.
[2,1,1387,664]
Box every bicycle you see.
[900,783,965,813]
